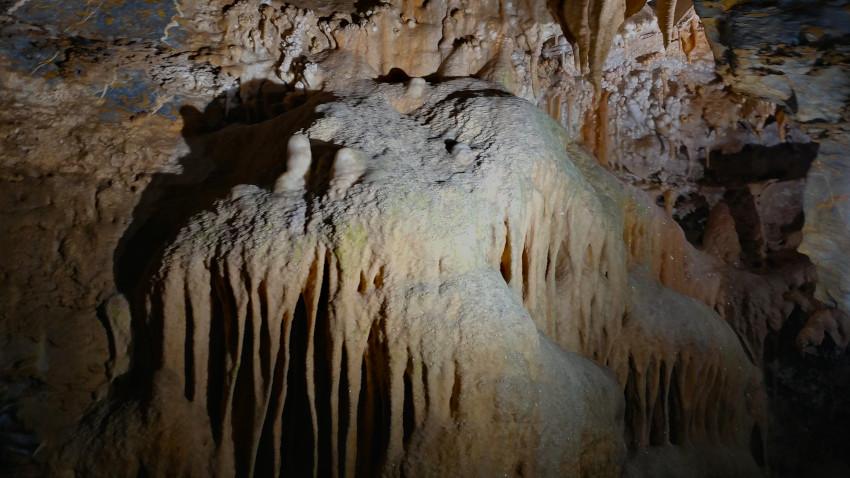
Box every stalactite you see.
[680,16,700,62]
[657,0,679,47]
[556,0,626,84]
[609,270,763,465]
[554,0,687,86]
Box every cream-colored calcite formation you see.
[613,269,764,478]
[273,133,313,194]
[205,0,692,90]
[120,78,763,476]
[144,79,628,476]
[328,147,366,199]
[616,176,725,309]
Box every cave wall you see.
[692,0,850,315]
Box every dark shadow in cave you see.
[673,139,818,255]
[112,82,338,383]
[375,67,414,83]
[702,141,819,186]
[763,303,850,476]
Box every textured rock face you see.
[121,78,760,476]
[616,269,764,478]
[136,79,630,476]
[692,0,850,315]
[0,0,845,476]
[693,0,850,124]
[48,370,218,478]
[685,2,850,473]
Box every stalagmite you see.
[103,76,771,477]
[702,201,742,265]
[406,77,426,100]
[273,133,313,194]
[328,147,366,199]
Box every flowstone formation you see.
[140,79,630,476]
[50,79,760,476]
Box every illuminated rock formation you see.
[273,134,313,194]
[86,78,756,476]
[140,79,630,476]
[0,0,845,476]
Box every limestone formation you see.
[50,370,218,478]
[328,147,365,199]
[691,0,850,315]
[143,79,631,476]
[701,202,741,266]
[0,0,846,476]
[613,269,764,478]
[797,309,850,354]
[451,142,476,166]
[273,133,313,194]
[107,78,762,476]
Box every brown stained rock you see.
[702,201,741,265]
[0,69,192,455]
[48,369,219,478]
[752,179,806,254]
[799,133,850,313]
[797,309,850,354]
[690,0,850,316]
